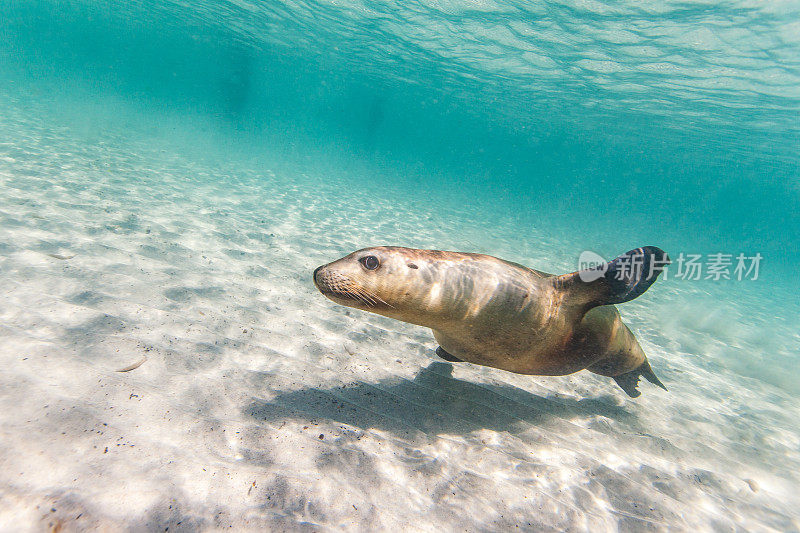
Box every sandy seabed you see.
[0,105,798,532]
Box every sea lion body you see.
[314,246,668,397]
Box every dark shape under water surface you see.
[244,362,638,437]
[314,246,669,398]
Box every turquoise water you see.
[1,1,798,530]
[3,0,799,265]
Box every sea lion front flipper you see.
[554,246,670,311]
[435,346,463,363]
[612,359,668,398]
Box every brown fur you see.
[314,246,658,388]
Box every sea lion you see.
[313,246,669,397]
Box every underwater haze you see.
[1,0,799,531]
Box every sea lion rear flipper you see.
[612,359,668,398]
[435,346,463,363]
[555,246,670,310]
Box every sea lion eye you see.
[360,255,380,270]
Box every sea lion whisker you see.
[346,274,392,308]
[353,287,378,307]
[364,289,393,308]
[351,282,391,308]
[347,287,375,307]
[354,286,377,303]
[346,290,368,305]
[345,279,376,304]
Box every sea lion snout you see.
[313,263,339,296]
[313,259,377,308]
[312,265,324,289]
[313,247,436,319]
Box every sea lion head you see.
[313,246,446,326]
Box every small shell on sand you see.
[115,355,148,373]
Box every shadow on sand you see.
[244,361,638,438]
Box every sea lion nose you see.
[313,265,324,287]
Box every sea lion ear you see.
[554,246,670,310]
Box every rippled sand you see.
[1,107,798,532]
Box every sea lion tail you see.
[555,246,670,309]
[612,359,668,398]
